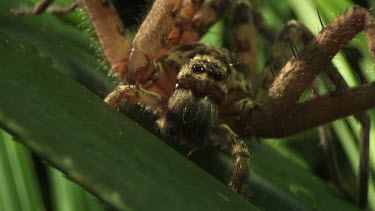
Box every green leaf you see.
[0,130,45,211]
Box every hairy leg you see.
[12,0,131,76]
[124,0,229,95]
[249,82,375,138]
[255,20,313,99]
[229,0,257,85]
[251,8,275,44]
[237,7,375,138]
[236,9,374,205]
[82,0,131,75]
[256,19,355,199]
[223,20,313,129]
[104,85,166,114]
[259,7,375,113]
[155,0,230,59]
[212,124,250,195]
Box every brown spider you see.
[13,0,375,207]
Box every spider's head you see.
[161,43,234,104]
[157,45,234,144]
[175,53,231,104]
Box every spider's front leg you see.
[104,85,167,114]
[210,124,250,194]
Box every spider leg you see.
[259,7,375,113]
[104,85,166,114]
[240,7,375,137]
[82,0,131,75]
[11,0,81,15]
[256,20,356,199]
[12,1,132,76]
[248,80,375,206]
[255,20,313,99]
[212,124,250,195]
[229,0,257,88]
[234,8,375,206]
[250,8,276,44]
[124,0,229,95]
[249,82,375,138]
[312,89,355,202]
[223,20,313,128]
[324,64,371,207]
[158,0,230,57]
[317,126,351,197]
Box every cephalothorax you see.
[13,0,375,207]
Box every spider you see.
[13,0,375,207]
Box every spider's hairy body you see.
[156,44,249,145]
[106,42,254,193]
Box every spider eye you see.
[192,64,205,73]
[208,70,224,81]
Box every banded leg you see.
[213,124,250,195]
[157,0,230,58]
[223,20,313,128]
[241,7,375,137]
[255,19,351,198]
[258,7,375,113]
[125,0,229,94]
[11,0,80,15]
[240,7,375,205]
[82,0,131,75]
[265,19,371,206]
[104,85,166,113]
[255,20,313,99]
[236,8,374,205]
[230,0,257,86]
[251,8,276,44]
[244,11,375,199]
